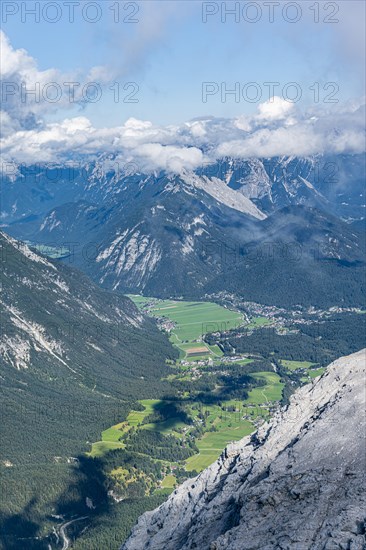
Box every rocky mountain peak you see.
[122,349,366,550]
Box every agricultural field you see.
[245,372,284,405]
[149,300,243,341]
[161,474,177,489]
[88,422,126,457]
[280,359,326,382]
[88,440,125,458]
[127,399,161,426]
[88,299,287,492]
[301,367,326,381]
[89,400,163,457]
[89,365,284,469]
[89,398,260,475]
[280,360,316,371]
[307,367,326,378]
[128,296,244,362]
[89,399,190,457]
[228,358,254,365]
[185,408,254,471]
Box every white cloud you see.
[256,96,295,122]
[1,101,365,171]
[0,31,115,136]
[184,120,207,138]
[0,31,35,78]
[217,125,322,158]
[1,31,365,173]
[131,143,204,172]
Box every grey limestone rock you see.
[122,350,366,550]
[122,349,366,550]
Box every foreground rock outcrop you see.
[122,350,366,550]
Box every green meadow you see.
[186,418,254,472]
[126,399,161,426]
[128,296,244,361]
[149,300,243,341]
[245,372,284,405]
[89,299,286,483]
[161,474,177,489]
[280,360,325,382]
[280,359,316,371]
[307,367,326,379]
[88,400,163,457]
[247,316,272,329]
[129,296,243,340]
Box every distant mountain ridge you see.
[2,153,364,223]
[1,153,365,306]
[199,154,365,219]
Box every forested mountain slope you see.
[0,231,176,548]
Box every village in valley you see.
[87,294,342,499]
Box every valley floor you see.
[87,296,334,496]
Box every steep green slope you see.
[0,231,177,548]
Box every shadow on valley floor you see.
[0,496,47,550]
[0,456,111,549]
[55,455,111,518]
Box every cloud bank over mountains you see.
[1,31,365,173]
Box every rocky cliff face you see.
[122,349,366,550]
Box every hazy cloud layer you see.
[0,30,115,133]
[2,101,364,172]
[1,32,365,173]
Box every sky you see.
[0,1,365,170]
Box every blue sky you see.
[2,0,365,127]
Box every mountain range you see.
[1,153,365,307]
[1,150,365,548]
